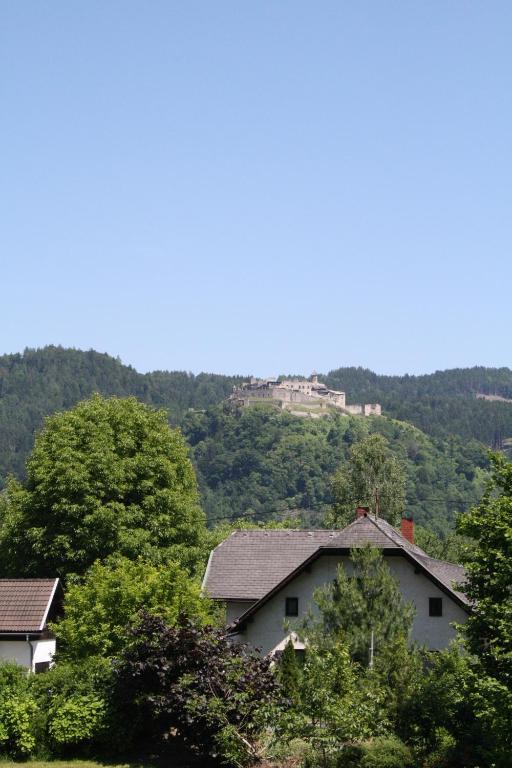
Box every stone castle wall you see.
[231,376,380,417]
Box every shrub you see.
[360,736,413,768]
[30,656,114,757]
[48,694,106,747]
[113,611,281,765]
[0,693,38,758]
[0,661,37,759]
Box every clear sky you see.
[1,2,511,376]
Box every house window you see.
[429,597,443,617]
[285,597,299,617]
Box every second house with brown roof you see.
[0,579,61,672]
[202,511,469,656]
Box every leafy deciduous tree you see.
[403,645,512,768]
[53,556,216,661]
[0,395,207,578]
[328,434,406,527]
[457,452,512,686]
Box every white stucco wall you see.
[0,638,56,672]
[0,640,31,668]
[32,639,56,669]
[237,554,468,656]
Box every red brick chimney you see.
[355,506,369,519]
[401,517,414,544]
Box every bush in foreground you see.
[112,611,281,765]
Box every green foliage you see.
[328,434,406,527]
[30,657,114,757]
[306,547,414,668]
[0,662,37,759]
[0,694,38,758]
[48,695,106,747]
[457,452,512,686]
[0,394,207,578]
[359,736,413,768]
[112,612,280,766]
[413,525,475,563]
[53,556,215,662]
[0,346,243,485]
[281,639,386,767]
[0,662,28,694]
[368,636,424,731]
[0,348,496,535]
[324,365,512,448]
[277,640,301,706]
[185,405,488,535]
[402,645,512,768]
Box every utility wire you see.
[207,495,480,525]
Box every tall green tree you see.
[328,433,406,527]
[457,452,512,686]
[0,395,206,578]
[53,557,215,662]
[277,639,301,706]
[305,545,414,668]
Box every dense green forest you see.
[325,366,512,447]
[183,404,488,535]
[0,347,242,481]
[1,346,511,533]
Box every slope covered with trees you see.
[1,347,510,534]
[183,404,488,534]
[324,365,512,447]
[0,347,241,482]
[0,389,510,767]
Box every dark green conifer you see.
[278,639,301,705]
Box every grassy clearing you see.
[0,762,140,768]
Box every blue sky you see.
[1,2,511,376]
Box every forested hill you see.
[1,347,511,532]
[324,366,512,447]
[182,404,488,536]
[0,347,242,482]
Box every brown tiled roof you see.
[203,516,469,607]
[0,579,59,632]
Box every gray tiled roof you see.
[203,530,341,600]
[0,579,59,632]
[414,555,467,602]
[203,516,468,605]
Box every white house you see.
[202,511,469,656]
[0,579,61,672]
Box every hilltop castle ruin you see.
[231,373,381,417]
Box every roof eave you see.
[233,545,470,631]
[38,577,60,631]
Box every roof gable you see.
[203,529,342,601]
[203,516,468,610]
[0,579,60,633]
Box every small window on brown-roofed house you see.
[285,597,299,617]
[429,597,443,617]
